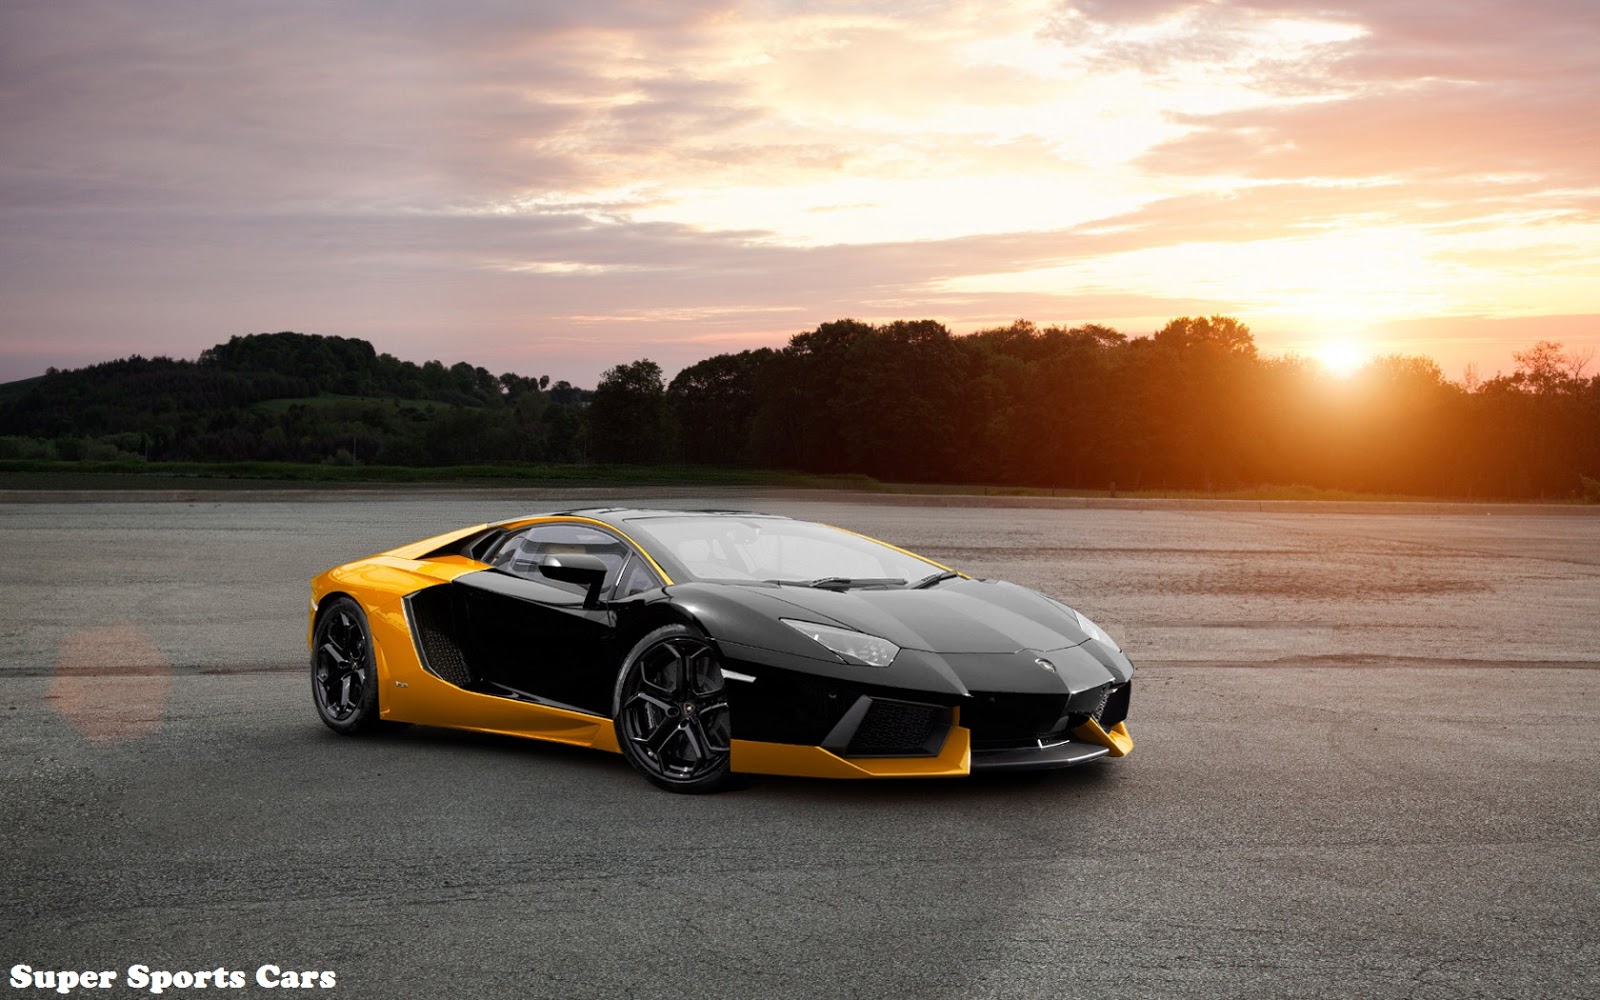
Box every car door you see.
[451,521,637,716]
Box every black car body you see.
[310,509,1133,792]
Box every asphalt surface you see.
[2,496,1596,999]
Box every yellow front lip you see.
[1072,718,1134,757]
[730,724,972,778]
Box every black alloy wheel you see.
[613,624,733,793]
[311,596,390,734]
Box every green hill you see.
[0,332,587,465]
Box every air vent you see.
[844,699,951,757]
[405,588,473,687]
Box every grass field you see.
[0,459,875,491]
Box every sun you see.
[1314,339,1369,378]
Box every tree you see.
[668,349,774,465]
[1153,315,1257,358]
[588,359,670,464]
[1513,340,1591,395]
[1139,316,1260,487]
[751,320,874,473]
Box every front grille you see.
[964,683,1131,751]
[845,699,950,757]
[1098,681,1131,729]
[962,692,1069,743]
[1083,685,1111,719]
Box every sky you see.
[2,0,1597,387]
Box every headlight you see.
[1072,608,1123,652]
[781,619,900,667]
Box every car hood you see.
[756,578,1093,655]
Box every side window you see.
[490,522,631,597]
[612,554,665,600]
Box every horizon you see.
[2,1,1596,388]
[4,316,1587,393]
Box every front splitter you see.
[969,740,1111,771]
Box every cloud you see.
[1082,0,1600,186]
[1,0,1596,385]
[1145,79,1598,185]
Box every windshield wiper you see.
[771,576,906,590]
[909,570,961,589]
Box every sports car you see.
[309,509,1133,792]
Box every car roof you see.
[490,508,793,531]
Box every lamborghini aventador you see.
[309,509,1133,792]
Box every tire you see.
[311,596,392,735]
[613,624,733,793]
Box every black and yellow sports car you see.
[309,509,1133,792]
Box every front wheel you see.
[613,624,733,793]
[311,596,392,734]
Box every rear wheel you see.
[311,597,392,734]
[613,625,732,793]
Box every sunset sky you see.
[2,0,1596,387]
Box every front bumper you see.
[970,719,1134,771]
[709,640,1135,779]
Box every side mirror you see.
[539,554,609,609]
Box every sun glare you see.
[1315,339,1369,378]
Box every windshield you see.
[620,515,946,586]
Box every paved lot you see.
[2,496,1596,999]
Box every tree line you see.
[617,316,1599,500]
[2,321,1597,500]
[0,332,591,465]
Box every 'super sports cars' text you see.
[309,509,1133,792]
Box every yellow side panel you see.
[414,694,621,753]
[310,556,487,650]
[422,554,493,574]
[1073,718,1134,757]
[730,724,971,778]
[382,523,492,561]
[316,554,485,602]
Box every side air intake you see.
[404,587,473,688]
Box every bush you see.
[0,436,58,460]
